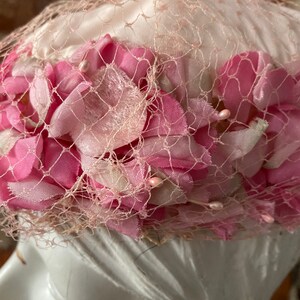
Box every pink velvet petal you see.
[253,67,296,109]
[43,139,80,188]
[117,47,155,85]
[72,67,147,157]
[70,34,118,76]
[53,61,87,99]
[0,134,42,182]
[0,76,30,95]
[217,51,271,123]
[143,92,188,138]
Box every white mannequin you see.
[0,229,300,300]
[1,1,300,299]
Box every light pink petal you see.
[149,178,188,206]
[53,61,87,99]
[177,202,244,229]
[274,188,300,229]
[72,67,147,157]
[234,136,267,178]
[81,155,130,192]
[118,192,149,212]
[48,82,90,137]
[117,47,155,85]
[211,220,237,240]
[253,67,296,109]
[143,92,188,138]
[70,34,118,76]
[138,135,211,170]
[265,109,300,168]
[43,139,80,188]
[267,151,300,185]
[0,44,32,81]
[0,76,29,95]
[107,216,141,239]
[0,135,43,182]
[217,51,271,123]
[193,149,242,200]
[7,176,64,210]
[4,105,25,132]
[185,97,220,130]
[162,168,193,194]
[219,118,268,161]
[162,56,186,102]
[120,159,148,188]
[29,68,52,125]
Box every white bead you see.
[261,214,274,224]
[148,177,163,188]
[218,109,231,120]
[79,60,90,73]
[208,201,224,210]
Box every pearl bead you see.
[208,201,224,210]
[79,60,90,73]
[148,177,163,188]
[261,214,274,224]
[218,109,231,120]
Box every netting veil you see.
[1,0,300,243]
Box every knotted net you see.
[1,0,300,243]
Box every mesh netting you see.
[1,0,300,242]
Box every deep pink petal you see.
[53,61,87,99]
[0,76,29,95]
[70,34,118,76]
[217,51,271,123]
[43,139,80,188]
[253,67,296,109]
[162,56,186,102]
[0,135,43,182]
[117,47,155,85]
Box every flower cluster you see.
[1,35,300,240]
